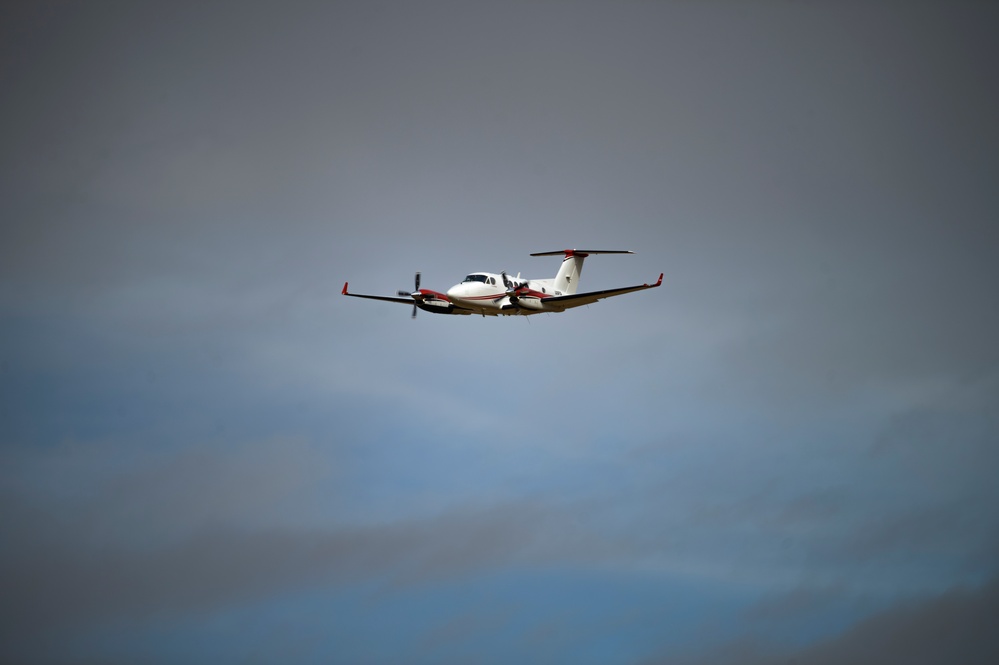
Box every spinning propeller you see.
[397,272,421,318]
[502,271,527,297]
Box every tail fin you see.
[530,250,634,295]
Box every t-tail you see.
[530,249,635,295]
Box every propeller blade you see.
[414,272,421,291]
[397,290,411,297]
[411,303,418,319]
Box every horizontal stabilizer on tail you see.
[530,249,634,257]
[531,249,635,295]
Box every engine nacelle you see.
[514,296,545,311]
[422,298,455,312]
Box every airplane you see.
[342,249,662,317]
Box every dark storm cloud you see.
[718,578,999,665]
[0,438,619,653]
[0,491,604,649]
[787,578,999,665]
[1,511,529,634]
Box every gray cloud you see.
[789,578,999,665]
[742,583,851,624]
[0,496,603,657]
[0,437,624,659]
[649,578,999,665]
[3,2,999,663]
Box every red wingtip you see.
[655,273,663,286]
[342,282,349,295]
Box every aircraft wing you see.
[341,283,414,305]
[341,282,476,316]
[541,273,663,310]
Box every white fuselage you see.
[445,273,560,316]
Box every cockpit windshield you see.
[462,274,488,283]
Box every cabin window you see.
[462,274,488,283]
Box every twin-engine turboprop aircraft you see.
[342,249,663,317]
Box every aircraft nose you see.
[446,284,461,300]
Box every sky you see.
[1,1,998,663]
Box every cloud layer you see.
[2,2,998,663]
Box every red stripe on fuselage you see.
[457,290,550,302]
[458,293,508,301]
